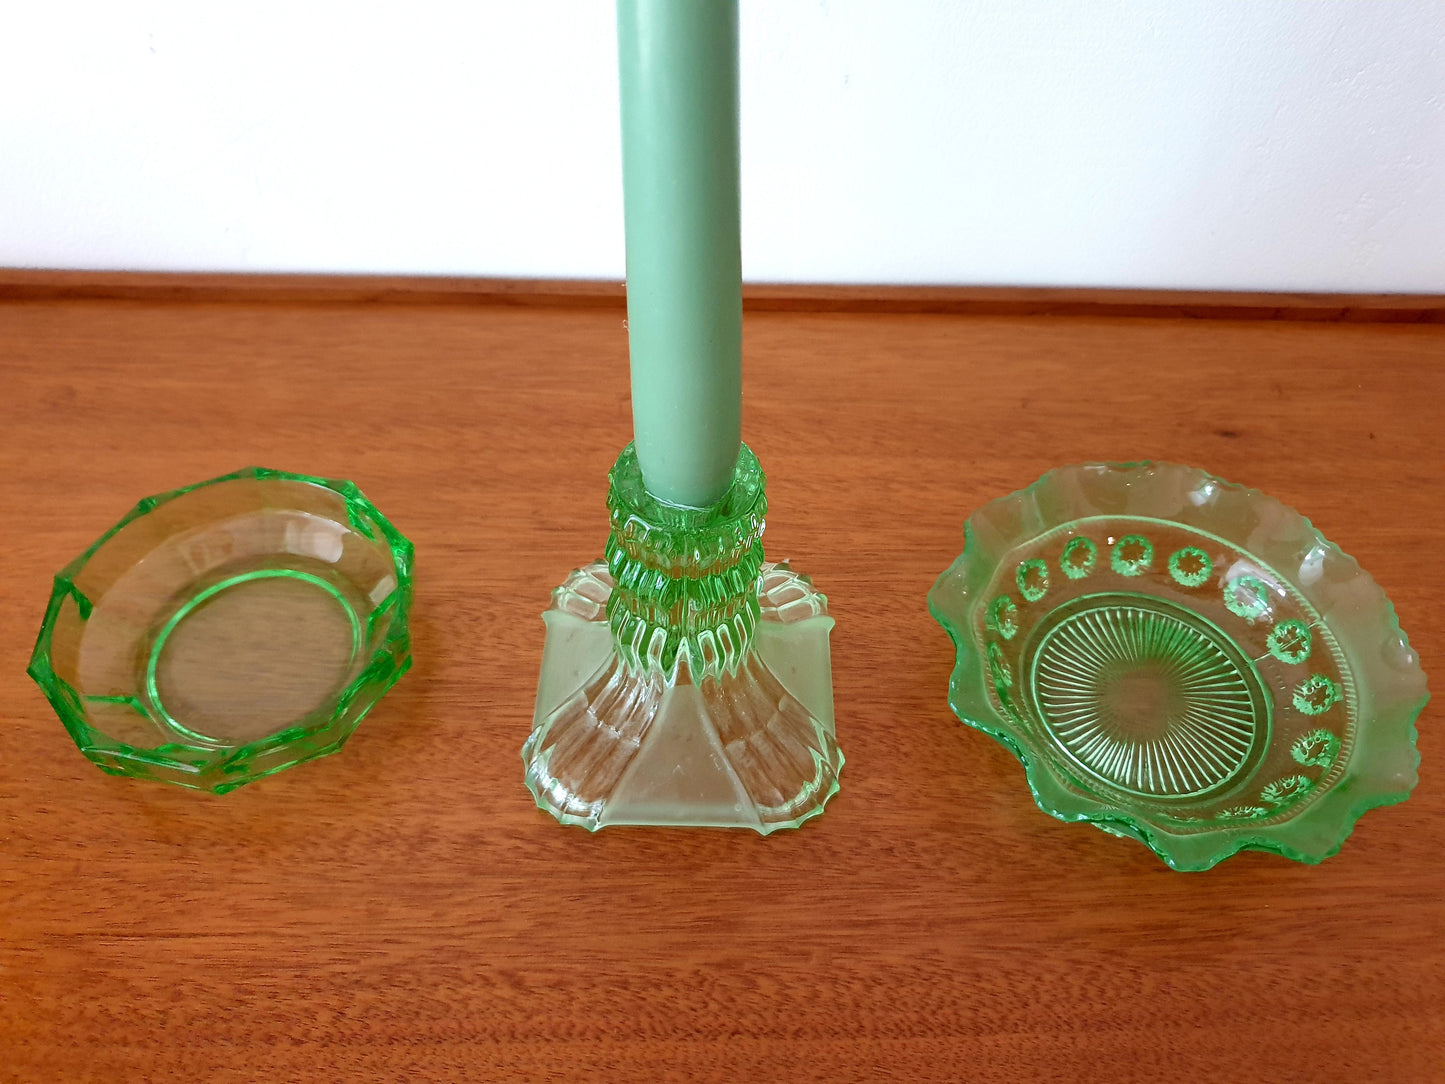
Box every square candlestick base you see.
[522,444,843,833]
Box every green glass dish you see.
[29,467,413,793]
[929,462,1428,871]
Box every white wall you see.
[2,1,1442,292]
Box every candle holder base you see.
[525,561,840,832]
[523,444,842,832]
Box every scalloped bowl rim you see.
[928,461,1428,871]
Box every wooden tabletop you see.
[1,288,1440,1081]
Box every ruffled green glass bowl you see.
[929,462,1427,871]
[28,468,413,793]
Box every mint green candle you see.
[617,0,742,509]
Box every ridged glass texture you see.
[28,467,414,793]
[929,462,1428,871]
[524,443,843,832]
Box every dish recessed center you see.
[1023,593,1270,800]
[146,570,361,745]
[1096,663,1186,740]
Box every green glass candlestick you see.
[524,443,843,832]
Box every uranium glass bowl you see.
[29,467,413,793]
[928,462,1428,871]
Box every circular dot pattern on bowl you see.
[929,461,1428,871]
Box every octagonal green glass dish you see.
[28,467,413,793]
[929,462,1428,871]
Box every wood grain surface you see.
[0,291,1440,1082]
[3,268,1443,322]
